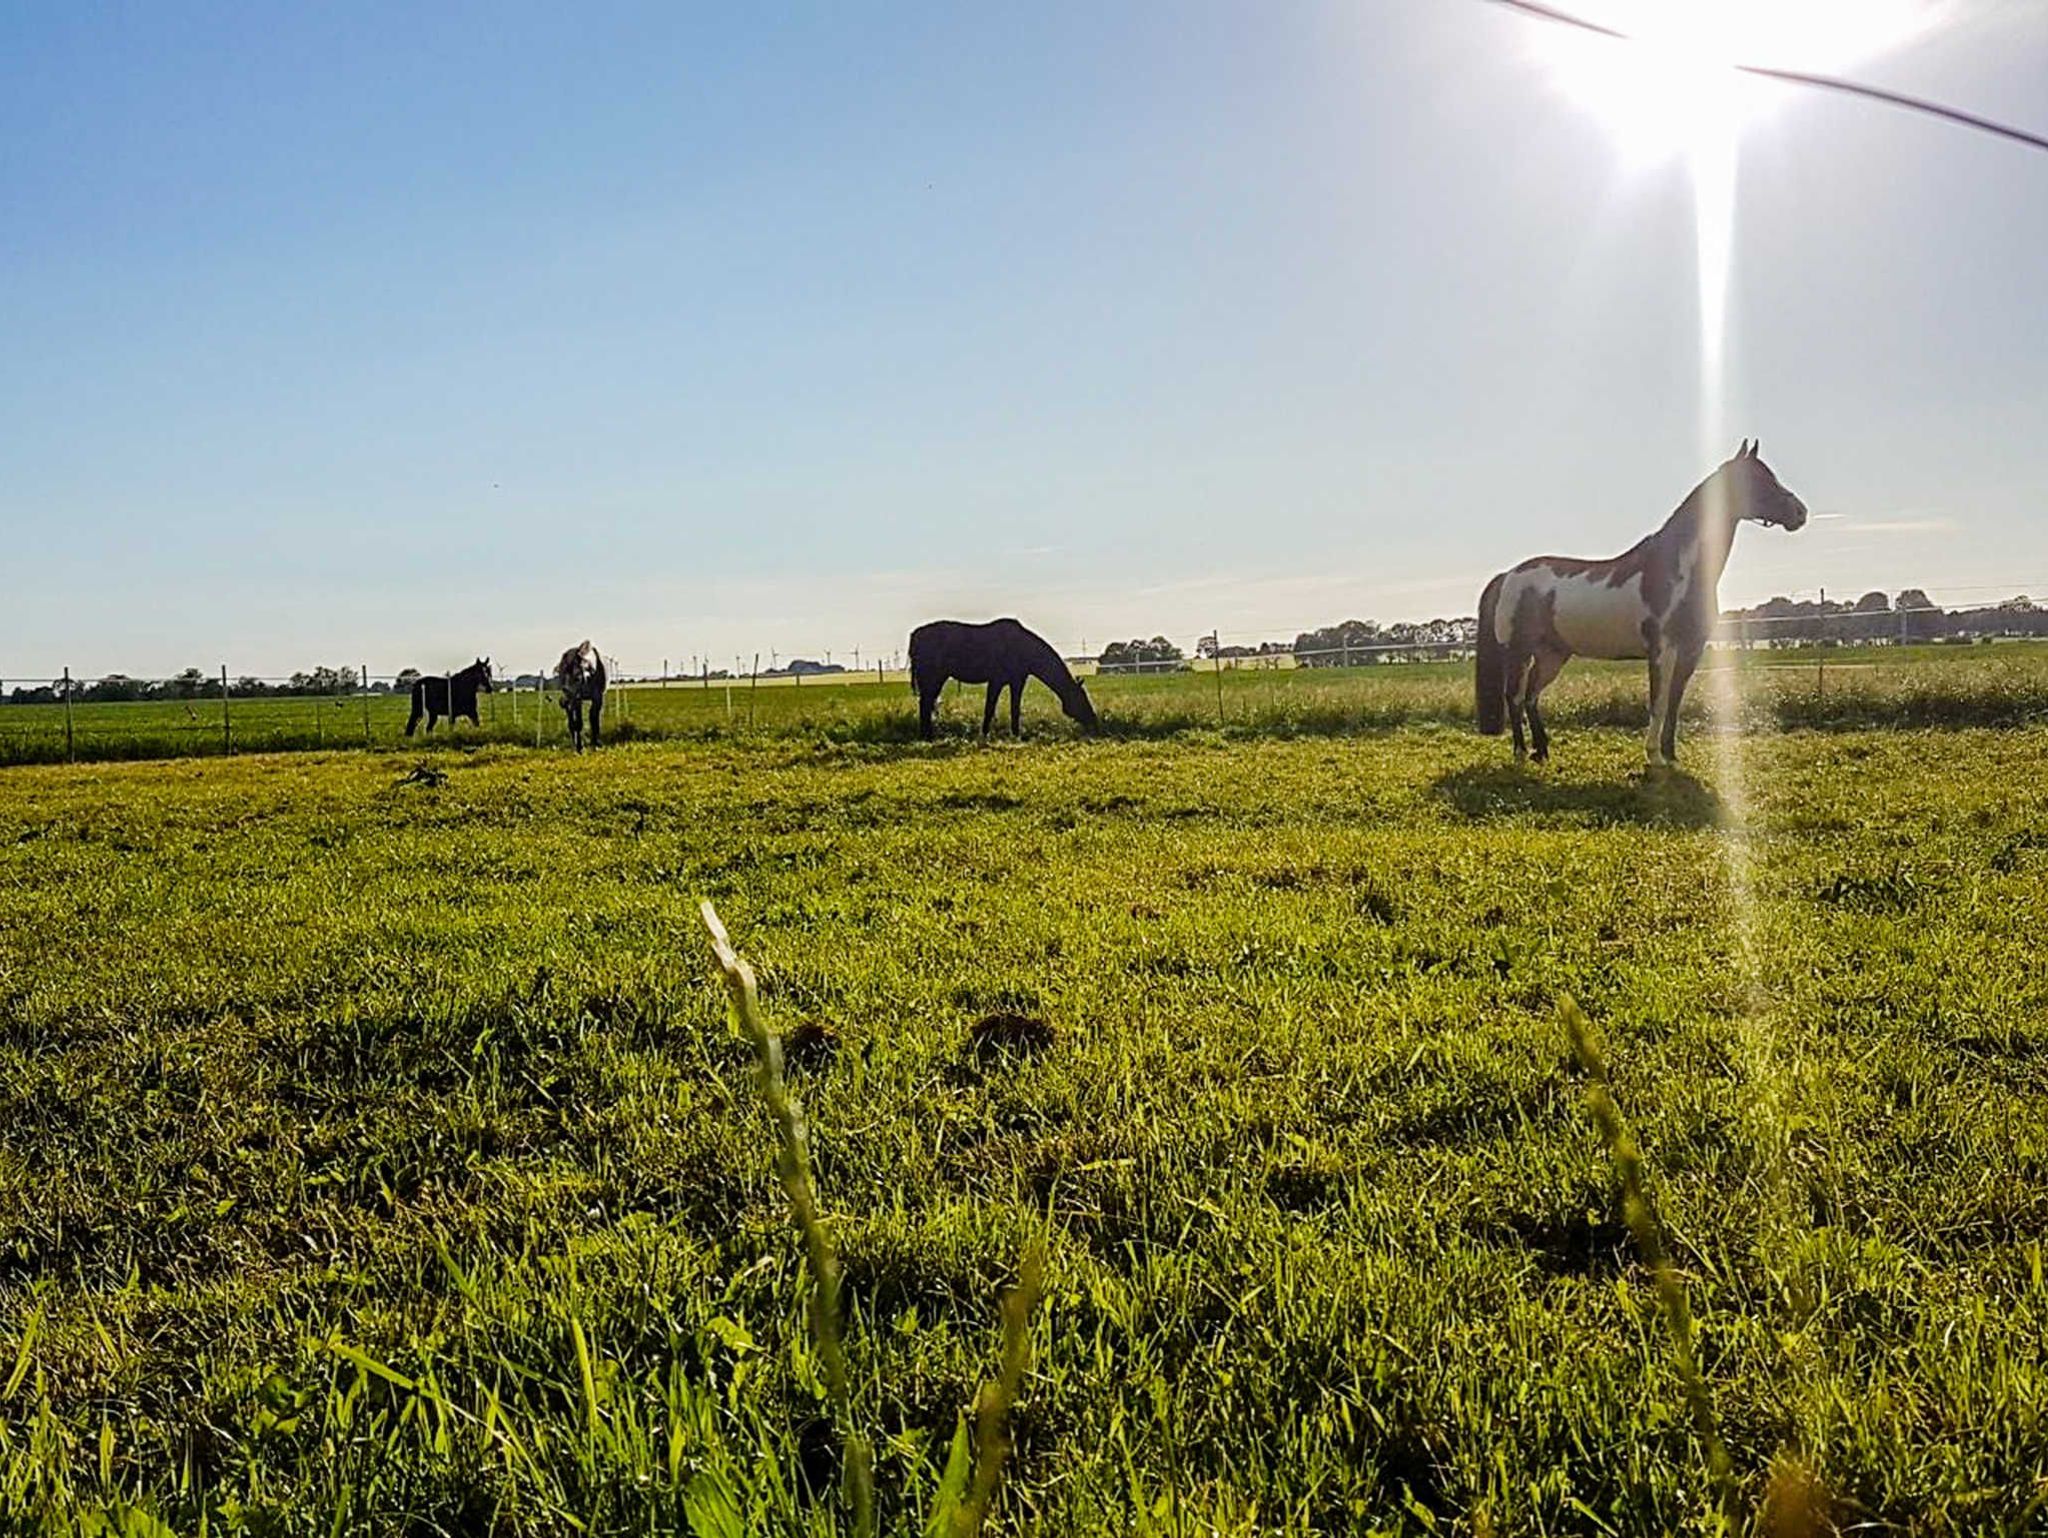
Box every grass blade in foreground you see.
[1562,996,1737,1527]
[701,899,1045,1535]
[702,899,876,1535]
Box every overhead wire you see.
[1483,0,2048,154]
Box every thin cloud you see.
[1826,514,1958,535]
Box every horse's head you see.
[1723,440,1808,530]
[475,657,495,692]
[1061,678,1100,733]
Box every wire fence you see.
[7,595,2047,765]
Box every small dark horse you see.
[405,658,493,736]
[909,618,1099,741]
[556,640,607,750]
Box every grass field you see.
[5,641,2048,766]
[3,715,2045,1533]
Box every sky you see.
[3,1,2046,679]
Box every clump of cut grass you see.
[966,1011,1057,1061]
[702,900,1041,1534]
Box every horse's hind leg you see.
[405,697,422,737]
[1009,680,1023,738]
[1524,649,1569,763]
[981,682,1001,739]
[1505,650,1533,761]
[918,682,941,740]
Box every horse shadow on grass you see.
[1431,764,1723,829]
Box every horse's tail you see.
[1475,572,1508,736]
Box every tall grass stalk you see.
[702,900,1046,1535]
[950,1242,1045,1537]
[1562,996,1737,1526]
[703,899,876,1535]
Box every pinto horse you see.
[909,618,1099,741]
[405,658,493,736]
[556,641,607,750]
[1476,442,1808,767]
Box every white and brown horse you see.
[1476,442,1808,766]
[556,641,607,750]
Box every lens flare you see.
[1527,0,1946,168]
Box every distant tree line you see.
[1719,590,2048,646]
[11,590,2045,706]
[1289,617,1478,666]
[6,666,391,705]
[1097,637,1185,673]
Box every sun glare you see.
[1531,0,1945,166]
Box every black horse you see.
[405,658,493,735]
[556,640,607,750]
[908,618,1098,741]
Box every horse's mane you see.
[1013,624,1078,690]
[1642,462,1739,557]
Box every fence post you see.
[748,653,760,731]
[1213,626,1226,725]
[64,667,74,762]
[362,665,372,747]
[535,675,543,747]
[221,665,232,755]
[316,685,325,747]
[1817,587,1827,704]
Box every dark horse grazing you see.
[405,658,493,736]
[556,640,607,750]
[1476,441,1808,767]
[909,618,1098,741]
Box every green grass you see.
[2,725,2045,1532]
[8,641,2048,766]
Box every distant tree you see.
[1097,637,1184,674]
[85,675,147,703]
[1892,588,1942,642]
[395,668,422,694]
[285,665,358,695]
[1853,591,1890,613]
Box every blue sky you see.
[4,2,2046,678]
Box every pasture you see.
[2,717,2045,1533]
[5,641,2048,765]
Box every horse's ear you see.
[1750,440,1761,459]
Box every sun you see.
[1529,0,1946,166]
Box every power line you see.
[1484,0,2048,154]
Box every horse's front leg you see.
[1645,646,1680,767]
[1660,643,1703,766]
[567,698,583,750]
[981,682,1001,739]
[588,695,602,748]
[1009,679,1023,737]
